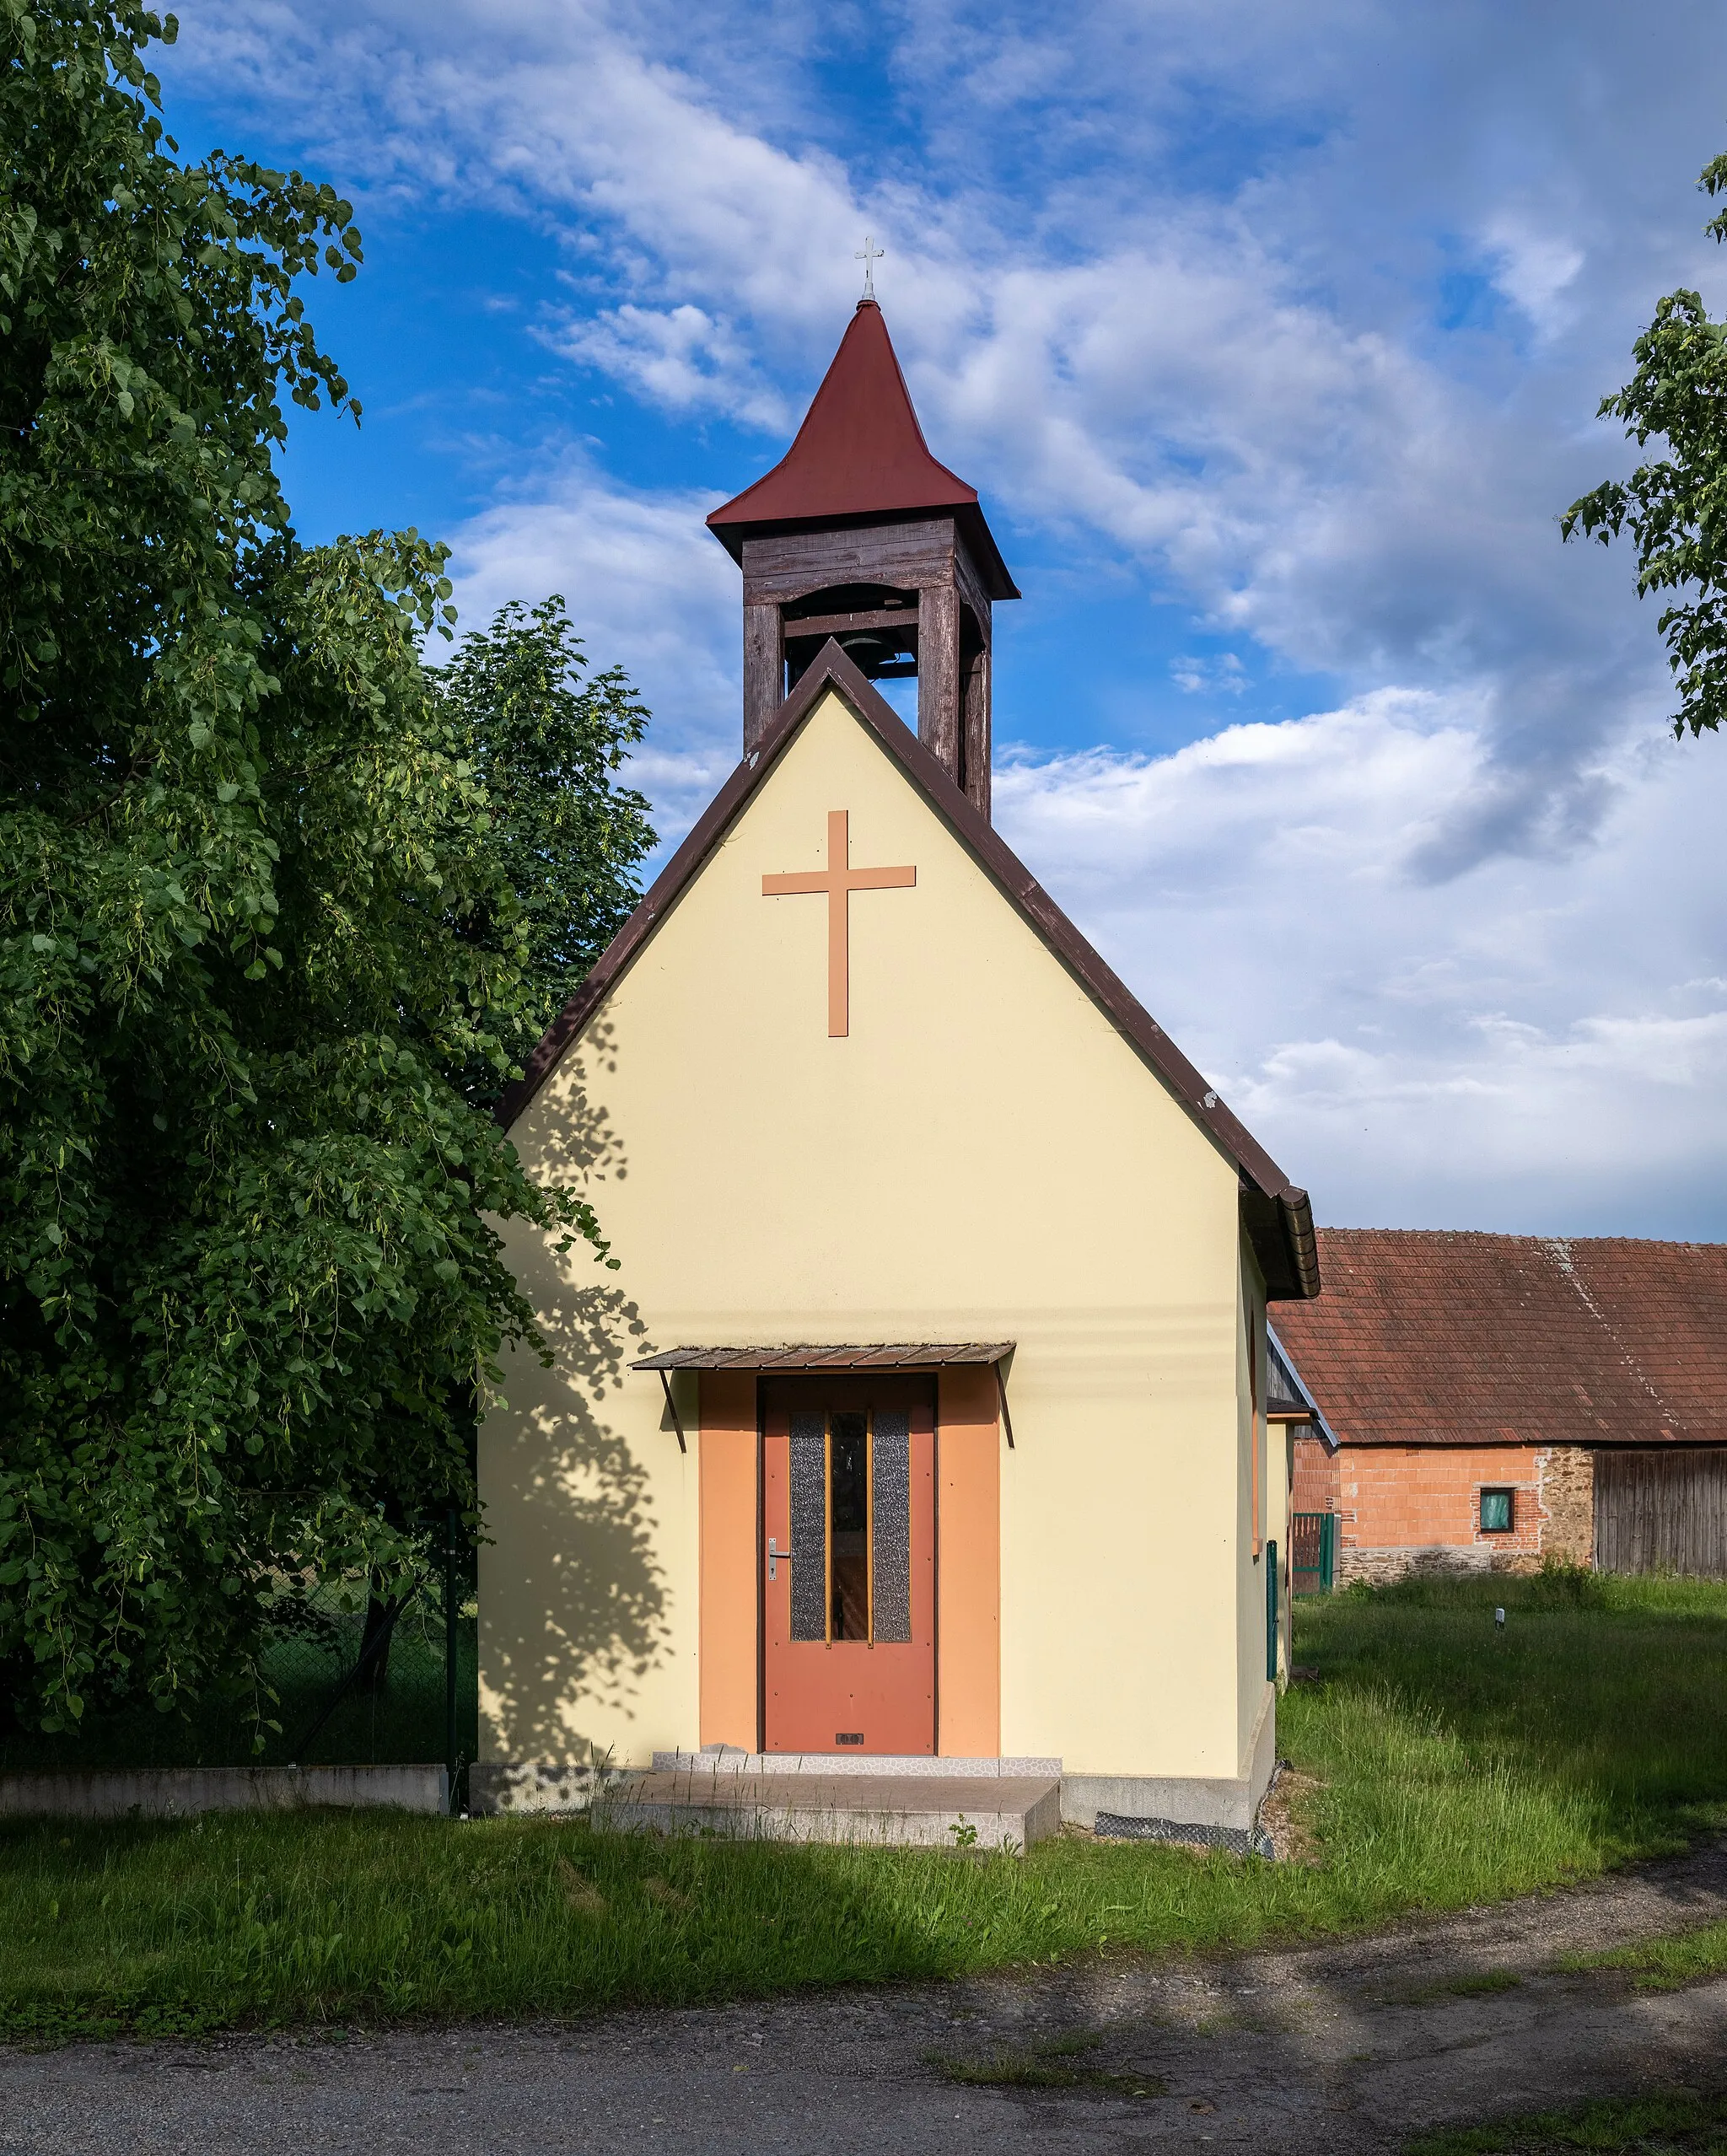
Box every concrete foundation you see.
[0,1764,445,1819]
[1063,1682,1278,1837]
[652,1750,1063,1778]
[477,1721,1280,1856]
[469,1760,608,1816]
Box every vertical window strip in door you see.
[824,1419,834,1643]
[864,1411,874,1643]
[871,1407,912,1642]
[788,1411,827,1642]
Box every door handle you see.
[767,1537,791,1582]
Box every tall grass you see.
[1290,1568,1727,1859]
[4,1568,1725,2037]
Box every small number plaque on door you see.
[836,1732,864,1745]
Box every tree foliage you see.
[1563,151,1727,739]
[434,597,653,1110]
[0,2,653,1735]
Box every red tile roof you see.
[1272,1229,1727,1447]
[706,302,1018,599]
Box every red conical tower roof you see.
[707,302,1018,600]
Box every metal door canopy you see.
[632,1342,1013,1372]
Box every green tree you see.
[1563,152,1727,738]
[0,2,650,1737]
[436,597,654,1109]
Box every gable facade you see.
[479,661,1315,1830]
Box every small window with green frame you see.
[1479,1487,1514,1534]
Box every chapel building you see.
[476,293,1321,1847]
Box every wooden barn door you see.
[1595,1448,1727,1577]
[761,1377,935,1755]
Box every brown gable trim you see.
[498,643,1320,1300]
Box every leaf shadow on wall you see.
[530,1013,630,1189]
[483,1019,670,1761]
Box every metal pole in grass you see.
[445,1506,460,1817]
[1266,1537,1280,1682]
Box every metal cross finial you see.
[856,235,883,303]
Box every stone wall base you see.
[480,1703,1281,1842]
[1539,1445,1595,1565]
[1338,1544,1494,1588]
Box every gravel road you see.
[9,1839,1727,2154]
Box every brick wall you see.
[1289,1435,1598,1583]
[1343,1444,1543,1569]
[1291,1433,1338,1514]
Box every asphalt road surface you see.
[9,1839,1727,2153]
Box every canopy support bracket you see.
[658,1369,687,1453]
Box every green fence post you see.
[1321,1511,1337,1593]
[1266,1537,1280,1682]
[444,1506,460,1816]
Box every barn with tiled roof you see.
[1272,1230,1727,1583]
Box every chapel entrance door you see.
[761,1377,935,1755]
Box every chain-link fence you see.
[0,1531,478,1788]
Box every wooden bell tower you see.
[707,298,1019,821]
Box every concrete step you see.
[650,1749,1061,1778]
[596,1769,1060,1853]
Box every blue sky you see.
[159,0,1727,1237]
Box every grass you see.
[1560,1919,1727,1992]
[1291,1568,1727,1897]
[5,1567,1727,2040]
[1390,1966,1523,2006]
[926,2030,1167,2096]
[1407,2088,1727,2153]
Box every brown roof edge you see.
[498,643,1320,1298]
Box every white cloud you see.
[994,691,1727,1233]
[1480,211,1588,338]
[443,464,742,835]
[159,0,1727,1232]
[548,304,788,430]
[1171,652,1247,696]
[163,0,1702,780]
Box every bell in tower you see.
[706,279,1019,820]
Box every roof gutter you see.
[1279,1188,1321,1302]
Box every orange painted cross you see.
[762,809,916,1037]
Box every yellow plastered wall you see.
[483,689,1262,1778]
[1235,1255,1274,1761]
